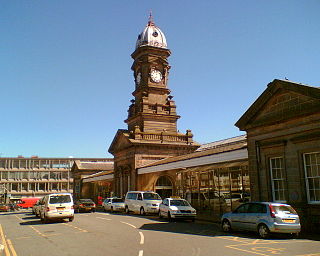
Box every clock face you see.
[150,69,162,83]
[136,72,141,85]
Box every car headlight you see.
[191,210,196,214]
[171,210,180,214]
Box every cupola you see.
[135,14,167,49]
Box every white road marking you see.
[120,221,137,229]
[96,212,110,216]
[138,250,143,256]
[139,232,144,245]
[96,217,112,221]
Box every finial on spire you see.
[148,10,154,26]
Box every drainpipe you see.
[255,141,262,201]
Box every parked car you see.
[102,198,125,212]
[223,192,250,210]
[159,197,196,221]
[39,193,74,223]
[0,203,9,212]
[74,199,96,213]
[17,197,41,209]
[125,191,162,215]
[32,199,43,217]
[221,202,301,238]
[187,191,227,212]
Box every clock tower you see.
[127,15,178,133]
[109,15,199,196]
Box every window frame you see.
[269,156,287,203]
[303,151,320,204]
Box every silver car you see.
[221,202,301,238]
[103,198,125,212]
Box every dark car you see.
[0,203,9,212]
[74,199,96,213]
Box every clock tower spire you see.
[126,17,178,133]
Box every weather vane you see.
[148,10,154,25]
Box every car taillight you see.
[79,204,84,207]
[93,203,96,207]
[46,207,50,212]
[71,205,74,209]
[269,204,276,218]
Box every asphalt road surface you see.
[1,210,320,256]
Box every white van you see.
[39,193,74,223]
[125,191,162,215]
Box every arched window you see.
[155,176,173,199]
[156,176,172,187]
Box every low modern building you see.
[0,157,111,203]
[236,79,320,232]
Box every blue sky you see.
[1,1,319,158]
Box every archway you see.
[155,176,173,199]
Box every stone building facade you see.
[136,135,249,219]
[71,160,113,201]
[236,79,320,232]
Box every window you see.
[303,152,320,203]
[248,203,266,213]
[270,157,286,202]
[235,203,249,213]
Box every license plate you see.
[56,207,65,211]
[283,219,295,223]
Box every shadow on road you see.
[139,221,221,237]
[140,221,320,241]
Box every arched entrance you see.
[155,176,173,199]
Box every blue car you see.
[221,202,301,238]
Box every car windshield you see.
[143,193,161,200]
[273,205,297,215]
[170,200,190,206]
[113,199,124,203]
[79,199,93,203]
[49,195,71,204]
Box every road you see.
[0,210,320,256]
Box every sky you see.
[1,1,319,158]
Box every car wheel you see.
[42,215,49,224]
[69,217,74,222]
[140,207,146,216]
[289,232,299,239]
[258,224,270,239]
[168,212,172,222]
[222,219,232,232]
[125,206,129,214]
[110,207,113,213]
[159,210,162,219]
[103,207,107,212]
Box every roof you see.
[73,160,114,171]
[196,135,247,152]
[135,15,167,49]
[235,79,320,130]
[83,170,113,179]
[139,135,247,169]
